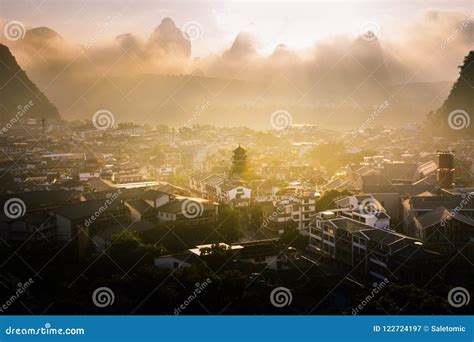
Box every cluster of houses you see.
[309,195,444,283]
[0,183,218,258]
[1,119,473,285]
[155,240,300,272]
[189,173,252,207]
[308,151,474,283]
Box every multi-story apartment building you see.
[334,194,391,230]
[309,211,443,282]
[263,191,317,234]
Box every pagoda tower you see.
[231,145,247,177]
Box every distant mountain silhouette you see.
[37,71,449,130]
[349,36,390,84]
[23,27,62,48]
[0,44,59,123]
[429,50,474,136]
[2,24,456,129]
[146,17,191,58]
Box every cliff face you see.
[429,50,474,136]
[0,44,59,123]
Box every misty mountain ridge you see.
[2,17,469,130]
[0,44,59,124]
[429,50,474,136]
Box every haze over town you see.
[1,0,473,128]
[0,0,473,315]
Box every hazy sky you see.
[1,0,472,128]
[1,0,472,57]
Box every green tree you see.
[108,231,162,270]
[317,189,353,211]
[216,206,242,242]
[280,226,308,250]
[249,204,264,231]
[377,284,449,314]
